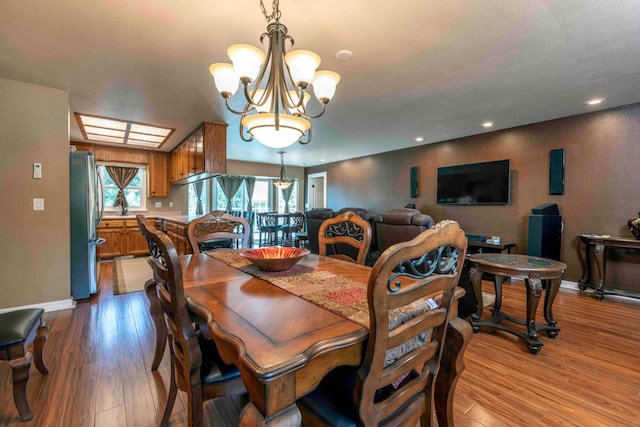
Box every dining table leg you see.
[238,373,302,427]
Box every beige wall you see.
[0,78,71,309]
[306,103,640,283]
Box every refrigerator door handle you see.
[96,167,105,227]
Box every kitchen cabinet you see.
[97,220,125,259]
[125,219,150,256]
[169,122,226,184]
[97,218,152,259]
[160,218,193,255]
[148,152,169,197]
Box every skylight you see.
[74,113,174,148]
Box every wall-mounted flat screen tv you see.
[437,159,511,205]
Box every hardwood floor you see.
[1,262,639,426]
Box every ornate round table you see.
[468,253,567,354]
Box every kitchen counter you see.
[102,211,204,225]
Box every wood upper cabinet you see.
[148,152,169,198]
[169,122,226,184]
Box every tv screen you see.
[437,159,511,205]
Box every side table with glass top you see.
[468,253,567,354]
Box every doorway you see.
[307,172,326,209]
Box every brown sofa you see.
[370,208,436,264]
[305,208,335,254]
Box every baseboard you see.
[0,298,76,314]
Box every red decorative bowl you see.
[240,247,311,272]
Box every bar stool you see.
[0,308,49,421]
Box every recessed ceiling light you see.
[584,98,606,106]
[482,122,494,128]
[337,154,344,158]
[414,137,424,142]
[336,50,353,61]
[319,158,326,162]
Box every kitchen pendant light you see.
[273,150,292,189]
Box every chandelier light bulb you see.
[312,70,341,101]
[209,63,239,96]
[288,90,310,114]
[227,44,266,82]
[284,50,321,86]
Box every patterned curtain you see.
[193,181,204,215]
[244,176,256,212]
[217,175,244,212]
[105,166,138,209]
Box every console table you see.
[468,241,516,254]
[577,234,640,300]
[468,253,567,354]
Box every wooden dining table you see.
[146,252,472,426]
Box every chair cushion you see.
[298,365,358,427]
[0,308,44,347]
[385,298,437,368]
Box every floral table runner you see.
[207,249,371,327]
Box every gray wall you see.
[0,78,71,309]
[306,103,640,283]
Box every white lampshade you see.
[209,63,239,95]
[285,50,321,85]
[312,70,341,101]
[253,88,272,113]
[287,90,310,114]
[227,44,266,82]
[242,113,310,148]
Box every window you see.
[276,181,298,213]
[188,181,208,216]
[99,164,147,211]
[211,177,297,213]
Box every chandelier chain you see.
[260,0,281,23]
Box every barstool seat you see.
[0,308,49,421]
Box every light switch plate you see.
[155,201,162,208]
[33,198,44,210]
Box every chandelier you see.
[209,0,340,149]
[273,150,292,189]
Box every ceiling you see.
[2,0,640,167]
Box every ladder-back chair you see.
[298,220,468,426]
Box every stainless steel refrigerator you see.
[70,151,104,300]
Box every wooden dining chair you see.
[187,212,250,253]
[318,210,372,265]
[138,217,246,427]
[0,308,49,421]
[257,212,278,247]
[280,212,305,246]
[297,220,468,426]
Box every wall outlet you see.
[33,198,44,210]
[169,202,174,208]
[155,201,162,208]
